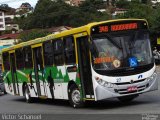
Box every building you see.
[0,8,7,31]
[46,26,72,34]
[98,9,106,12]
[152,0,160,3]
[65,0,71,5]
[5,16,19,32]
[0,33,19,64]
[4,8,20,32]
[70,0,85,6]
[0,33,18,65]
[112,8,127,17]
[0,33,19,51]
[16,2,33,13]
[0,7,20,33]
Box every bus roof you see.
[1,18,147,53]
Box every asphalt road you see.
[0,67,160,115]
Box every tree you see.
[18,29,51,42]
[79,0,105,12]
[115,0,130,9]
[0,4,10,10]
[141,0,151,4]
[116,2,154,27]
[17,0,109,30]
[149,7,160,34]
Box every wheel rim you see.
[71,89,81,104]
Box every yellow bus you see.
[1,19,158,108]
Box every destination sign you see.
[91,20,148,34]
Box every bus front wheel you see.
[24,85,32,103]
[68,84,84,108]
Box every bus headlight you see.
[147,73,157,82]
[95,77,116,88]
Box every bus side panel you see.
[56,64,80,100]
[43,66,53,99]
[53,66,66,99]
[15,69,27,96]
[3,71,14,95]
[14,68,39,98]
[16,69,38,97]
[30,69,41,98]
[63,64,80,100]
[43,65,79,100]
[43,66,67,99]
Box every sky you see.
[0,0,39,8]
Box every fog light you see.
[146,83,149,88]
[114,89,118,93]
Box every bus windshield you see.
[91,30,153,70]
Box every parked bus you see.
[1,19,158,108]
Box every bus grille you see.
[115,85,146,95]
[115,79,146,85]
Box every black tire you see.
[68,84,84,108]
[118,95,138,103]
[3,89,7,94]
[24,85,32,103]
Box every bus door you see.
[75,34,94,99]
[32,44,47,97]
[9,51,19,95]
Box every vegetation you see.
[0,4,11,10]
[18,29,51,42]
[15,0,109,30]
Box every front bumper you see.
[95,73,158,101]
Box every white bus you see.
[2,19,158,108]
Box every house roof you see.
[0,8,8,12]
[0,33,19,40]
[5,8,16,15]
[46,26,72,33]
[115,8,128,11]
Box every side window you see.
[2,52,10,70]
[16,48,24,69]
[53,39,64,66]
[64,36,76,64]
[43,41,53,66]
[24,47,33,68]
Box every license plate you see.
[127,86,138,92]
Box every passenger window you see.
[43,41,53,66]
[64,36,76,64]
[16,48,24,69]
[2,52,10,70]
[24,47,33,68]
[53,39,64,66]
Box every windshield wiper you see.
[105,34,122,50]
[129,31,138,49]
